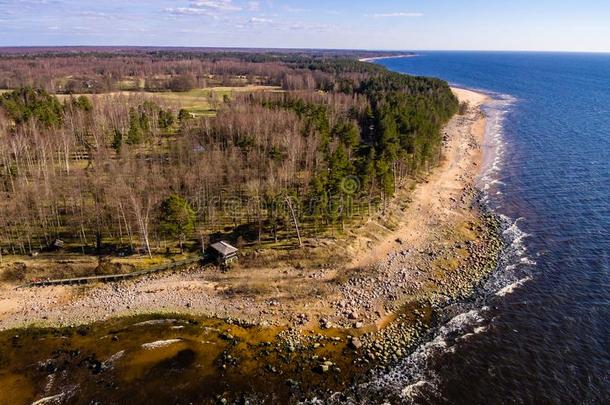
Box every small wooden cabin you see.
[209,241,239,265]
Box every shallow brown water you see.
[0,314,372,404]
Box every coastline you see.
[0,87,494,332]
[0,86,507,404]
[358,54,417,62]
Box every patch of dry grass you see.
[0,252,188,284]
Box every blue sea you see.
[360,52,610,404]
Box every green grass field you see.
[153,86,282,115]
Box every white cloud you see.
[232,16,333,33]
[191,0,241,12]
[78,11,115,19]
[165,0,244,17]
[249,16,272,24]
[72,25,93,32]
[247,1,260,11]
[146,1,337,35]
[369,12,424,18]
[165,7,215,16]
[0,0,53,4]
[288,22,332,32]
[282,5,307,13]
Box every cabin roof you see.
[210,241,238,256]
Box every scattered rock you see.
[313,360,334,374]
[349,337,363,350]
[319,318,333,329]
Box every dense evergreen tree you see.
[126,108,144,145]
[0,87,63,126]
[158,109,175,129]
[159,195,196,253]
[71,95,93,112]
[112,129,123,153]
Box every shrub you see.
[168,75,195,92]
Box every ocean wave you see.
[382,92,534,399]
[495,276,533,297]
[357,309,489,404]
[477,94,515,198]
[332,91,538,404]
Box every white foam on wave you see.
[331,92,539,404]
[477,94,515,195]
[344,309,490,404]
[502,216,531,255]
[31,387,78,405]
[481,212,536,300]
[401,380,433,399]
[372,93,536,401]
[521,257,537,265]
[495,276,533,297]
[476,94,537,297]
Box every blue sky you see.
[1,0,609,51]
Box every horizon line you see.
[0,45,609,55]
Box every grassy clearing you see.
[147,86,283,116]
[55,85,283,116]
[117,78,144,90]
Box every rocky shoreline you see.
[0,88,504,403]
[356,208,503,367]
[0,206,504,404]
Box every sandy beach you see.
[358,54,417,62]
[0,87,494,332]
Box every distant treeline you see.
[0,52,456,256]
[0,49,403,94]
